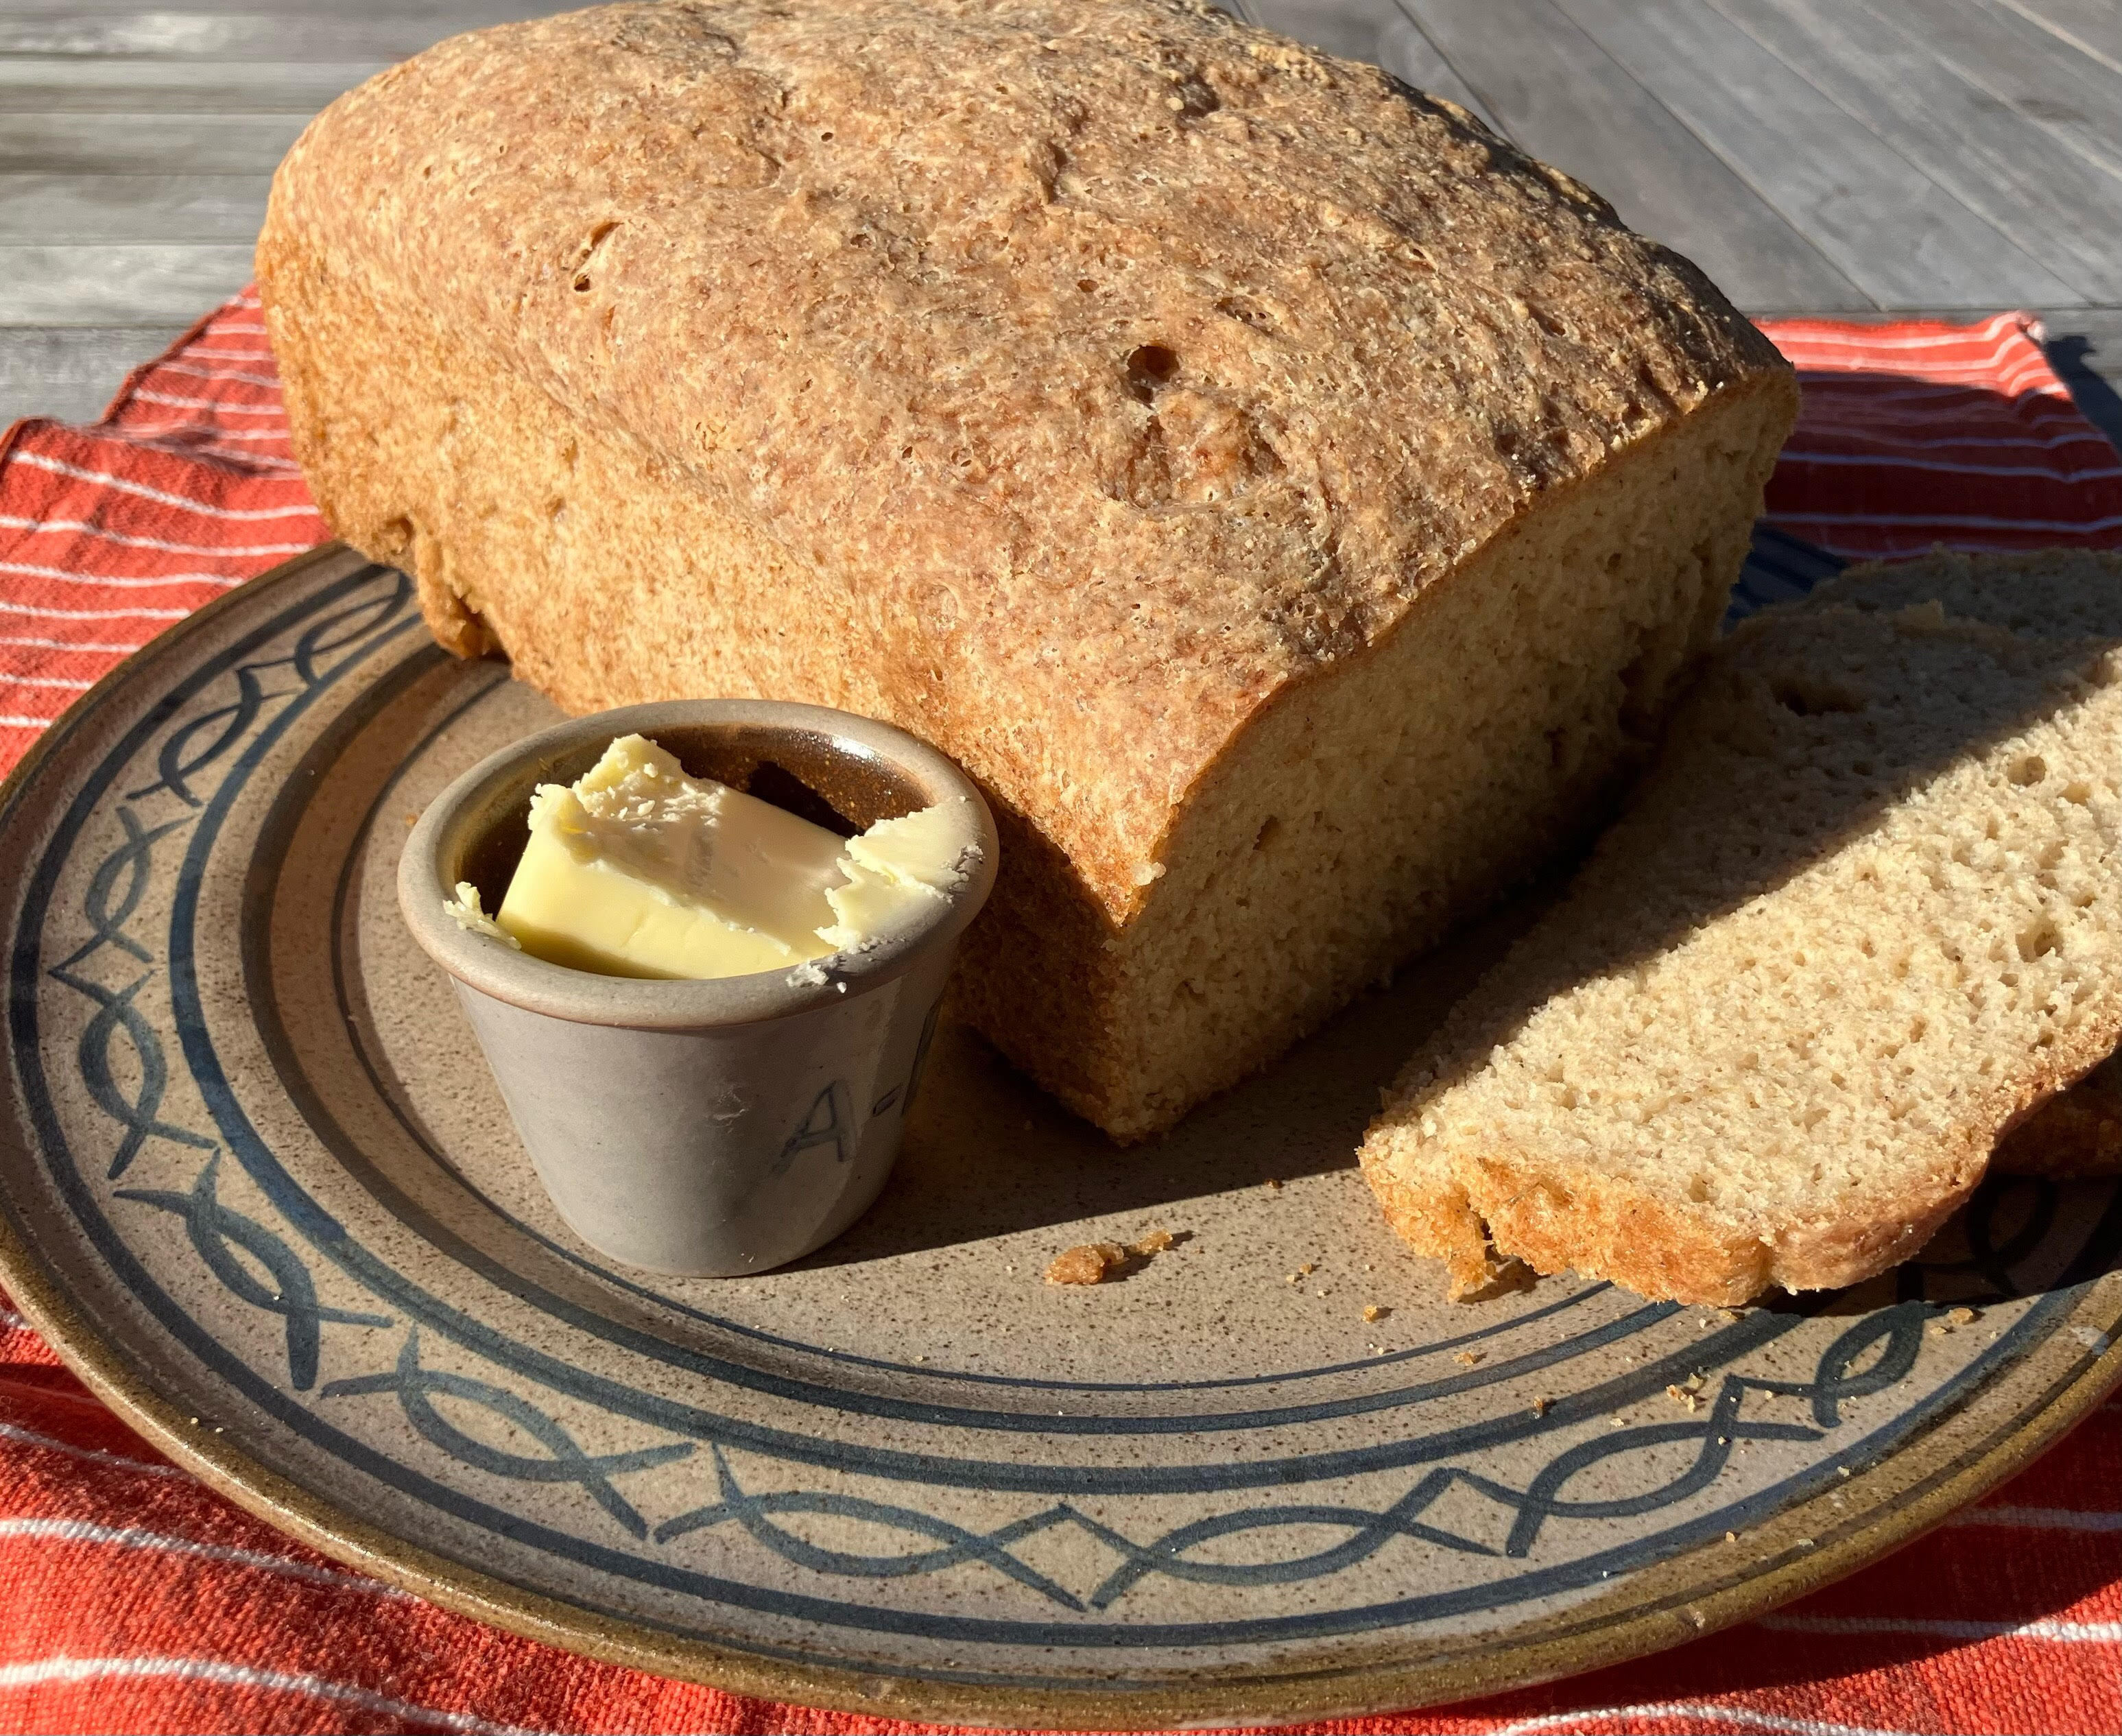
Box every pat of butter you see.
[820,801,968,950]
[490,734,973,981]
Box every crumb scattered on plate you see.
[1454,1348,1483,1367]
[1363,1303,1388,1323]
[1047,1242,1128,1285]
[1045,1228,1183,1285]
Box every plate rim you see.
[0,545,2118,1730]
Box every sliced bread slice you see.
[1813,551,2122,1185]
[1360,553,2122,1305]
[1800,546,2122,641]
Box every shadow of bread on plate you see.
[255,0,1797,1142]
[1993,1055,2121,1179]
[1360,549,2122,1307]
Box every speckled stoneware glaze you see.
[1,545,2119,1731]
[398,700,997,1278]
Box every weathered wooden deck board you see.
[0,174,270,242]
[0,242,255,324]
[1894,0,2122,182]
[0,323,185,421]
[1400,0,1871,309]
[0,112,309,172]
[0,57,387,110]
[1368,8,1497,130]
[1,0,2119,437]
[0,10,557,61]
[0,0,553,13]
[1713,0,2122,305]
[2004,0,2122,72]
[1243,0,1496,127]
[1549,0,2079,309]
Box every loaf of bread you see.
[1361,550,2121,1304]
[258,0,1798,1141]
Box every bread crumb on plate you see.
[1045,1228,1184,1285]
[1047,1243,1127,1285]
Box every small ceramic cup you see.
[398,698,998,1277]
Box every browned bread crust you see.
[259,0,1795,1139]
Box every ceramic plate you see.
[2,544,2119,1728]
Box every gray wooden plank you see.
[0,323,185,425]
[1553,0,2078,310]
[1399,0,1873,309]
[0,173,268,242]
[1713,0,2122,304]
[0,243,253,325]
[1997,0,2122,73]
[0,0,559,14]
[1241,0,1500,128]
[0,112,307,173]
[1887,0,2122,183]
[0,56,383,110]
[1243,0,1402,65]
[0,12,536,60]
[1376,7,1501,132]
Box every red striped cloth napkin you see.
[1763,310,2122,560]
[0,298,2118,1736]
[0,293,324,771]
